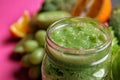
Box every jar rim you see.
[46,17,112,56]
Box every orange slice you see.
[10,11,30,38]
[72,0,112,22]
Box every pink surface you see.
[0,0,43,80]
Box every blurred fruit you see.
[28,11,71,30]
[36,11,71,28]
[10,11,30,38]
[72,0,112,22]
[95,0,112,22]
[14,34,34,54]
[28,66,41,79]
[14,45,25,54]
[21,54,31,68]
[29,47,45,65]
[35,30,46,46]
[40,0,112,22]
[23,40,39,53]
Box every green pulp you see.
[51,23,106,50]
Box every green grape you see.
[14,45,25,54]
[35,30,46,46]
[21,54,31,68]
[23,40,39,53]
[29,47,45,65]
[28,66,41,79]
[14,34,34,54]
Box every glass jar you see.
[41,17,112,80]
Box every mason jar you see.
[41,17,112,80]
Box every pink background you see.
[0,0,43,80]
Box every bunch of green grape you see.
[13,11,71,80]
[14,30,46,80]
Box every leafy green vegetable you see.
[109,6,120,80]
[109,27,119,56]
[109,6,120,44]
[109,27,120,80]
[112,48,120,80]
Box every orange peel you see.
[72,0,112,22]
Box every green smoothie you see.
[42,18,112,80]
[51,22,106,50]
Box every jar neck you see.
[45,36,111,69]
